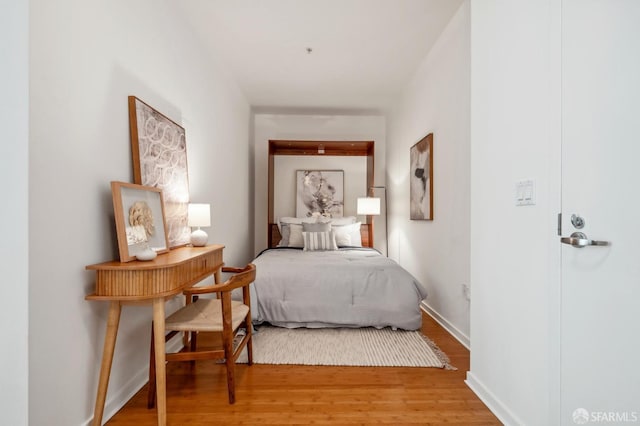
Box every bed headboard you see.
[268,223,373,249]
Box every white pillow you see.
[333,231,352,247]
[333,216,357,225]
[277,217,317,246]
[303,222,331,232]
[302,231,338,251]
[317,216,357,226]
[287,224,304,248]
[277,216,316,233]
[332,222,362,247]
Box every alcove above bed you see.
[267,140,375,248]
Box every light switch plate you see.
[515,179,536,206]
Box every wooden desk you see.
[86,245,224,426]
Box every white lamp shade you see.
[188,203,211,227]
[357,197,381,215]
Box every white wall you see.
[0,1,29,424]
[386,2,471,346]
[28,1,251,424]
[467,1,559,424]
[253,114,386,254]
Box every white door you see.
[561,0,640,424]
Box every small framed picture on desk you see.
[111,181,170,262]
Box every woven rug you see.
[237,325,454,369]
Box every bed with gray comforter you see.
[248,247,427,330]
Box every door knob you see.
[560,231,610,248]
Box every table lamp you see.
[358,186,388,256]
[188,203,211,247]
[357,197,381,216]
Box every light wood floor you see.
[106,314,500,425]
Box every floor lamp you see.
[357,186,388,255]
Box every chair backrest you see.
[217,263,256,293]
[217,264,255,336]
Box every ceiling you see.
[174,0,463,111]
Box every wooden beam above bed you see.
[269,140,373,157]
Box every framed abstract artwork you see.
[410,133,433,220]
[128,96,190,248]
[111,181,169,262]
[295,170,344,218]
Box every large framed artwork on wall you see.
[296,170,344,218]
[410,133,433,220]
[128,96,191,248]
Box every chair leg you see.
[189,331,198,368]
[190,330,198,351]
[222,329,236,404]
[147,323,156,409]
[225,357,236,404]
[246,318,254,366]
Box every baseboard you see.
[465,371,523,426]
[420,301,470,349]
[82,336,184,426]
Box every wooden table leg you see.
[152,298,167,426]
[92,301,122,426]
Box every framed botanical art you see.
[111,181,169,262]
[128,96,191,248]
[410,133,433,220]
[295,170,344,218]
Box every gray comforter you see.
[249,248,427,330]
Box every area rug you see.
[237,325,455,369]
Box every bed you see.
[257,141,426,330]
[247,217,427,330]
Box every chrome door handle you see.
[560,232,610,248]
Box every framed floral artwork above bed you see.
[296,170,344,218]
[128,96,191,248]
[410,133,433,220]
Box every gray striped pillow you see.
[302,231,338,251]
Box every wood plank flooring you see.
[106,314,500,425]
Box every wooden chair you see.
[148,263,256,406]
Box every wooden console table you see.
[85,245,224,426]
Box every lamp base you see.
[190,229,208,247]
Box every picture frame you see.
[295,170,344,218]
[128,96,191,248]
[410,133,433,220]
[111,181,170,262]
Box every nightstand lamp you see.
[358,186,388,256]
[357,197,381,216]
[188,203,211,247]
